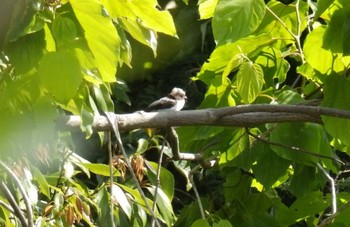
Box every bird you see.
[144,87,187,112]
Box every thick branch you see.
[57,104,350,132]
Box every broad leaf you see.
[38,50,82,104]
[270,123,333,166]
[101,0,176,36]
[236,62,264,103]
[70,0,120,82]
[198,0,219,20]
[147,161,175,201]
[304,26,345,74]
[322,74,350,146]
[212,0,265,45]
[80,163,120,177]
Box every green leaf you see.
[38,50,82,104]
[191,219,211,227]
[101,0,176,36]
[118,18,157,56]
[219,128,249,163]
[111,184,132,219]
[256,1,308,47]
[52,15,77,47]
[236,62,264,103]
[277,191,328,225]
[270,123,333,165]
[5,30,45,74]
[304,26,345,74]
[314,0,336,20]
[254,46,290,86]
[322,74,350,146]
[135,138,149,155]
[147,161,175,201]
[212,0,265,45]
[147,186,175,226]
[252,142,291,188]
[31,165,50,199]
[196,34,273,86]
[198,0,219,20]
[70,0,120,82]
[323,8,350,55]
[80,163,120,177]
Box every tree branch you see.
[57,104,350,132]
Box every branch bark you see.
[57,104,350,132]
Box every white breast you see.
[171,99,185,111]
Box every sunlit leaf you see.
[212,0,265,45]
[236,62,264,103]
[111,184,132,219]
[198,0,219,20]
[70,0,120,82]
[38,50,82,104]
[80,163,120,177]
[101,0,176,36]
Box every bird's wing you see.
[144,97,176,111]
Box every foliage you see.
[0,0,350,226]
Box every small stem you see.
[316,163,337,214]
[107,131,115,227]
[0,161,33,227]
[104,112,160,227]
[189,165,205,219]
[0,181,28,227]
[151,139,165,227]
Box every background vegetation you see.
[1,0,350,226]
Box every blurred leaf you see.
[198,0,219,20]
[135,138,149,154]
[277,191,328,225]
[191,219,211,227]
[119,18,157,56]
[70,0,121,82]
[52,15,77,47]
[5,30,45,74]
[31,165,50,199]
[212,0,265,45]
[314,0,335,20]
[322,74,350,146]
[101,0,176,36]
[38,50,82,104]
[80,163,120,177]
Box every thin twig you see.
[317,163,337,214]
[0,198,14,213]
[246,129,344,165]
[107,131,115,227]
[318,201,350,226]
[0,181,28,227]
[189,165,205,219]
[0,161,33,227]
[104,112,160,227]
[151,138,166,227]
